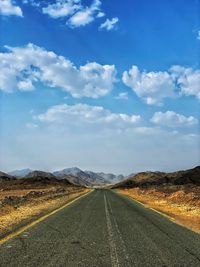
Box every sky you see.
[0,0,200,175]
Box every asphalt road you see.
[1,189,200,267]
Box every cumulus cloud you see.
[151,111,198,127]
[0,43,116,98]
[36,103,141,127]
[0,0,23,16]
[67,8,94,27]
[99,17,119,31]
[41,0,105,28]
[8,0,117,29]
[67,0,101,27]
[123,65,200,104]
[169,65,200,100]
[41,0,116,29]
[122,66,176,105]
[42,0,81,18]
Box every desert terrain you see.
[0,170,89,237]
[112,166,200,233]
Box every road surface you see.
[1,189,200,266]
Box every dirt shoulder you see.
[0,185,90,238]
[117,185,200,233]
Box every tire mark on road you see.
[104,193,120,267]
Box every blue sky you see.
[0,0,199,174]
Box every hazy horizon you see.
[2,163,200,177]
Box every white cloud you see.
[67,0,101,27]
[0,43,116,98]
[170,65,200,100]
[99,17,119,31]
[40,0,114,29]
[67,8,94,27]
[115,92,128,100]
[97,11,105,18]
[21,0,117,29]
[42,0,81,18]
[122,65,176,105]
[0,0,23,16]
[41,0,103,28]
[36,103,141,127]
[18,80,34,91]
[151,111,198,127]
[123,65,200,104]
[22,0,40,7]
[1,43,199,103]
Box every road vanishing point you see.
[1,190,200,267]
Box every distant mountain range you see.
[7,167,125,187]
[2,166,200,188]
[53,167,124,186]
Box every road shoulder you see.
[116,189,200,234]
[0,189,92,245]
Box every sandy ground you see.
[117,186,200,233]
[0,187,90,236]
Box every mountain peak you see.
[53,167,83,177]
[8,168,32,177]
[65,167,82,172]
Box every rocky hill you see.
[24,170,59,183]
[0,171,16,182]
[0,170,76,191]
[112,166,200,188]
[56,174,91,187]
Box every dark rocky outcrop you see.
[112,166,200,189]
[0,171,16,182]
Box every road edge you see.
[0,190,93,246]
[114,189,200,235]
